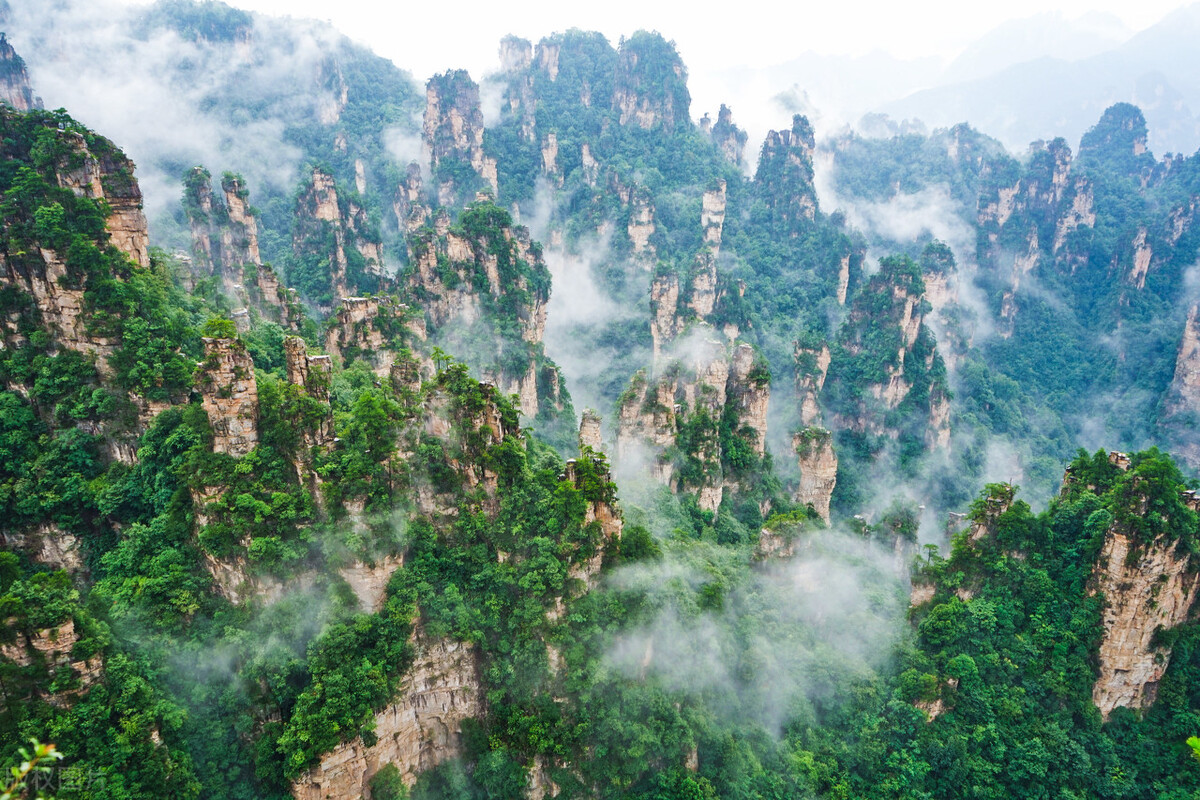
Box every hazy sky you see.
[110,0,1192,80]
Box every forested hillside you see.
[4,3,1200,798]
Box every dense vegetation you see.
[6,5,1200,799]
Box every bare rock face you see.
[51,129,149,269]
[291,633,482,799]
[1091,487,1200,719]
[626,187,657,266]
[1163,305,1200,466]
[541,131,561,183]
[197,337,259,458]
[612,35,687,131]
[729,344,769,455]
[708,104,748,168]
[246,262,304,329]
[616,371,678,485]
[0,618,102,704]
[650,273,681,360]
[701,180,727,254]
[756,115,818,226]
[424,71,498,201]
[284,336,335,458]
[184,168,265,301]
[293,168,385,309]
[325,296,418,374]
[1052,178,1096,253]
[794,344,831,427]
[1129,227,1153,289]
[0,525,85,574]
[793,428,836,522]
[579,410,603,451]
[0,34,38,111]
[394,163,430,238]
[1,248,117,371]
[339,554,406,612]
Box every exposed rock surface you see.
[52,130,150,269]
[756,115,818,226]
[612,36,687,131]
[706,104,748,168]
[0,618,102,703]
[291,633,481,799]
[325,296,418,374]
[424,71,498,201]
[197,337,259,458]
[793,428,836,522]
[1091,478,1200,719]
[0,35,37,111]
[293,168,385,309]
[1163,305,1200,466]
[701,180,727,254]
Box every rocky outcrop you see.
[829,259,948,444]
[1091,524,1199,719]
[617,338,770,513]
[579,410,603,451]
[794,344,831,427]
[612,34,688,131]
[325,296,419,374]
[626,186,656,266]
[541,132,561,183]
[705,105,748,168]
[51,129,149,269]
[0,525,85,574]
[756,115,818,227]
[729,344,769,455]
[197,337,259,458]
[0,618,102,704]
[293,168,386,309]
[291,632,482,798]
[394,163,430,239]
[1052,178,1096,253]
[793,428,836,522]
[1,248,117,371]
[284,335,335,447]
[701,180,727,255]
[0,34,39,112]
[184,168,265,301]
[1129,227,1153,289]
[424,71,498,202]
[339,554,406,613]
[1163,305,1200,466]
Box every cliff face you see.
[185,169,261,279]
[291,633,481,799]
[0,34,39,112]
[1162,305,1200,467]
[424,71,498,203]
[325,296,421,375]
[827,258,949,449]
[705,105,748,169]
[402,202,568,421]
[756,115,818,227]
[52,131,150,270]
[1087,456,1200,719]
[793,428,836,522]
[611,33,689,131]
[1,247,117,370]
[616,338,770,514]
[1091,522,1200,719]
[197,336,259,458]
[292,167,386,310]
[0,617,102,704]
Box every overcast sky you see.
[111,0,1191,80]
